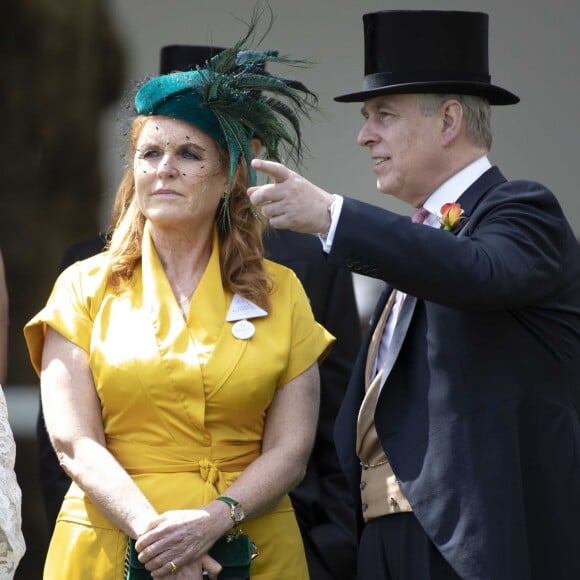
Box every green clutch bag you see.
[124,539,151,580]
[208,533,255,578]
[124,533,255,579]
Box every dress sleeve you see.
[23,262,96,376]
[0,385,26,578]
[277,271,335,387]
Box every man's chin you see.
[376,181,394,196]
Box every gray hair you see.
[415,93,492,150]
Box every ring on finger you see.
[169,560,177,574]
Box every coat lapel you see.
[453,166,507,236]
[378,293,417,391]
[356,288,397,452]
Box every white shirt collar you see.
[422,156,491,219]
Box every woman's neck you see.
[149,221,214,315]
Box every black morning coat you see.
[36,228,361,580]
[332,167,580,580]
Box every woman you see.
[24,36,331,579]
[0,385,25,580]
[1,247,26,579]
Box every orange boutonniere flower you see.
[440,202,465,231]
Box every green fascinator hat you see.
[134,17,317,228]
[135,70,231,154]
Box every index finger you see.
[251,158,292,184]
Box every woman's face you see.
[134,116,228,228]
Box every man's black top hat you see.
[159,44,226,75]
[335,10,519,105]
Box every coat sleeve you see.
[330,181,576,311]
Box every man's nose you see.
[357,120,377,147]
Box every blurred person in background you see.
[0,248,25,579]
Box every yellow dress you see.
[25,225,334,579]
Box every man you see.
[248,10,580,580]
[36,44,359,580]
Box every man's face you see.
[357,94,445,207]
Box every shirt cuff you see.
[318,194,344,253]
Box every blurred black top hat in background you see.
[159,44,226,74]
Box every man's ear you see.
[440,100,463,147]
[250,137,263,157]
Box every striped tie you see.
[411,206,430,224]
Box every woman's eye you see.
[138,149,159,159]
[180,149,201,160]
